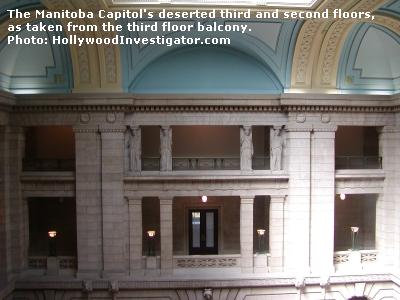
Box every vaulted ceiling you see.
[0,0,399,95]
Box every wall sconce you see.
[256,228,266,253]
[350,226,359,250]
[147,230,156,256]
[340,193,346,200]
[48,230,57,256]
[201,195,208,203]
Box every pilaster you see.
[377,126,400,269]
[285,126,311,274]
[4,127,25,279]
[269,195,285,272]
[0,127,7,287]
[310,127,336,274]
[240,197,254,273]
[127,197,143,276]
[99,126,126,277]
[74,126,102,278]
[160,198,173,275]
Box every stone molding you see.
[13,273,394,290]
[11,103,400,114]
[3,92,398,114]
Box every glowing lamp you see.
[256,229,266,236]
[48,230,57,238]
[147,230,156,238]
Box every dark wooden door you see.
[188,209,218,255]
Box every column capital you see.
[240,197,254,204]
[312,125,337,132]
[285,125,313,133]
[270,195,286,203]
[159,198,173,205]
[378,126,400,133]
[125,197,142,205]
[73,125,98,134]
[99,125,125,134]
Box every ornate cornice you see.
[4,93,399,113]
[10,104,400,113]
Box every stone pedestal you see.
[348,251,362,271]
[146,256,157,269]
[253,254,268,273]
[46,257,59,276]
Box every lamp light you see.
[48,230,57,256]
[48,230,57,238]
[340,193,346,200]
[147,230,156,238]
[201,195,208,203]
[257,229,266,236]
[350,226,359,250]
[256,228,266,253]
[147,230,156,256]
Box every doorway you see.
[188,209,218,255]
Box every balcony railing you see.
[172,157,240,170]
[335,156,382,169]
[28,256,77,269]
[23,159,75,172]
[252,156,270,170]
[142,157,160,171]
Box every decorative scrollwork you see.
[333,252,349,264]
[176,257,238,268]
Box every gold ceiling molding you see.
[42,0,121,92]
[291,0,390,90]
[373,14,400,35]
[313,19,353,88]
[291,19,326,88]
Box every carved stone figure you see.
[240,126,253,171]
[160,126,172,171]
[270,126,285,171]
[126,126,141,172]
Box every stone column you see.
[240,126,253,171]
[100,126,126,277]
[4,127,25,279]
[240,197,254,273]
[377,127,400,268]
[0,126,8,287]
[160,126,172,171]
[160,198,173,275]
[309,127,336,274]
[285,126,311,274]
[74,126,102,277]
[269,195,285,272]
[127,197,143,276]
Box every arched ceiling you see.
[0,0,399,95]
